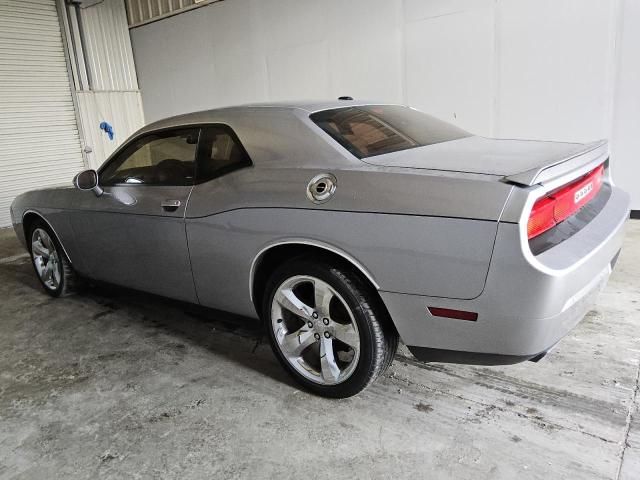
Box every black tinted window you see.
[100,129,199,186]
[310,105,470,158]
[196,126,252,183]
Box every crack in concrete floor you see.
[616,362,640,480]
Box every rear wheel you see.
[263,258,397,398]
[29,221,78,297]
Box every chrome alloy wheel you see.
[271,275,361,385]
[31,228,61,291]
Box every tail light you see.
[527,164,604,239]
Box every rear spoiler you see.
[502,139,609,187]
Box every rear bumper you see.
[382,184,630,364]
[406,346,545,365]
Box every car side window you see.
[100,128,200,186]
[196,125,252,183]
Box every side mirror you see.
[73,169,103,196]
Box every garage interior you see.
[1,0,639,478]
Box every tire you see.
[28,220,79,297]
[263,257,398,398]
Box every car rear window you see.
[310,105,470,159]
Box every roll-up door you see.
[0,0,84,227]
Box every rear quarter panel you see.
[186,167,510,318]
[187,209,498,317]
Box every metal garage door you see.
[0,0,84,227]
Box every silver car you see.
[10,101,630,397]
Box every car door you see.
[69,127,201,303]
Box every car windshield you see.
[310,105,470,159]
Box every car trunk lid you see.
[362,136,608,186]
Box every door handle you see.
[161,199,181,211]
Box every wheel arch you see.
[250,240,394,328]
[22,210,73,263]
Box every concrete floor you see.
[0,223,638,480]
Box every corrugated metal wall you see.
[0,0,85,228]
[70,0,145,169]
[125,0,220,27]
[80,0,138,90]
[126,0,196,26]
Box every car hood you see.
[362,136,607,185]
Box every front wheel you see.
[29,221,79,297]
[263,258,397,398]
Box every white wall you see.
[610,0,640,211]
[130,0,640,208]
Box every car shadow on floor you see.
[7,259,298,390]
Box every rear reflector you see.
[428,307,478,321]
[527,164,604,239]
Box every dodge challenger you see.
[10,100,630,397]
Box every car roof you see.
[138,100,404,135]
[242,99,402,112]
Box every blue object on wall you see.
[99,121,114,141]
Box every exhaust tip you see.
[528,351,548,363]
